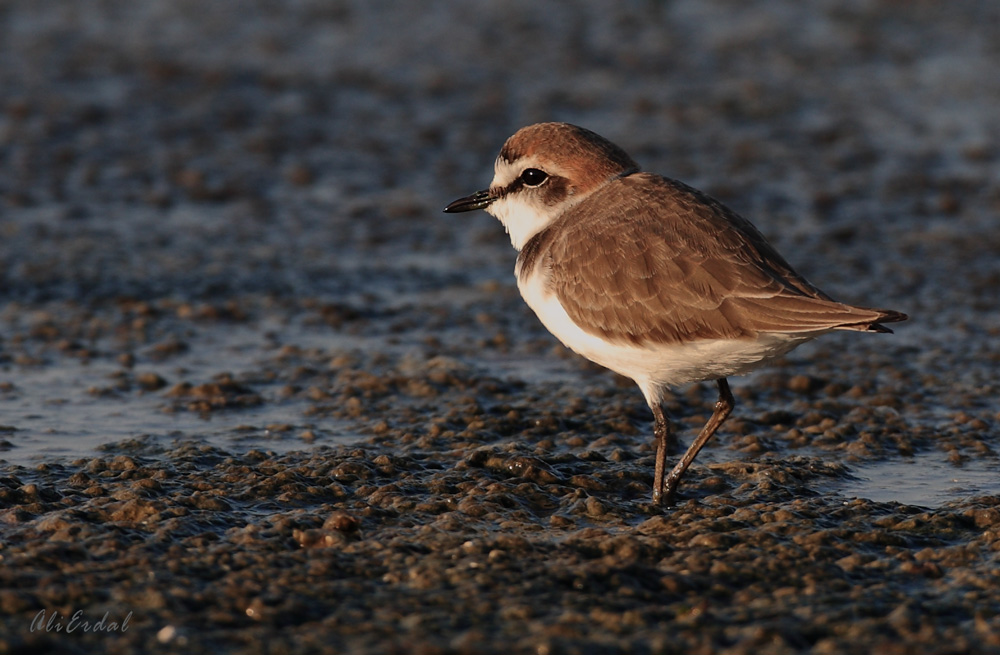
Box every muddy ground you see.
[1,1,1000,653]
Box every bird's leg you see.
[651,403,671,505]
[660,378,734,505]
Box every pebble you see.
[0,2,997,655]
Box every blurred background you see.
[0,0,997,468]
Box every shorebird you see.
[444,122,906,505]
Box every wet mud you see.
[1,1,1000,653]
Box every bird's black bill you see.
[443,189,493,213]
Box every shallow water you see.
[2,2,1000,653]
[840,453,1000,508]
[0,319,367,465]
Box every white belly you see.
[516,273,814,407]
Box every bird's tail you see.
[836,308,908,334]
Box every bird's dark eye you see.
[520,168,548,187]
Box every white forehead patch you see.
[484,154,561,252]
[491,154,545,191]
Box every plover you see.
[445,122,906,505]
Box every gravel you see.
[1,1,999,653]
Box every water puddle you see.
[836,452,1000,508]
[0,320,368,467]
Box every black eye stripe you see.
[499,177,524,198]
[496,170,553,199]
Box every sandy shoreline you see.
[2,1,999,653]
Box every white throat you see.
[485,195,556,251]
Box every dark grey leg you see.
[659,378,734,505]
[651,403,670,505]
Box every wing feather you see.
[530,173,904,346]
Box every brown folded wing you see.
[523,173,905,347]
